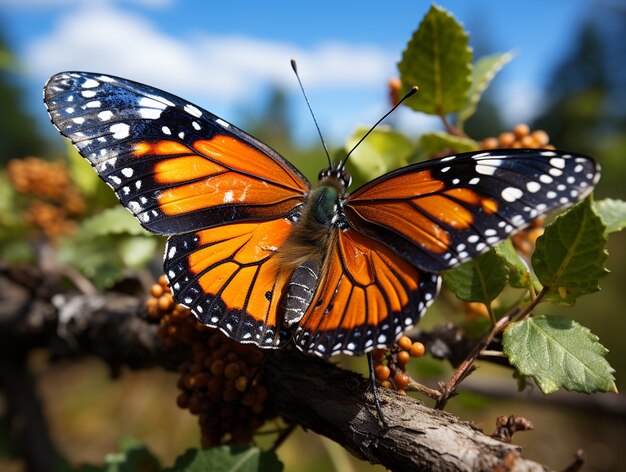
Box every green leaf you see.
[443,249,508,303]
[58,209,159,289]
[532,198,608,304]
[418,131,479,157]
[118,236,159,268]
[80,206,152,238]
[398,4,472,115]
[66,142,102,197]
[503,315,617,395]
[77,444,161,472]
[458,52,514,124]
[593,198,626,235]
[344,126,414,188]
[165,445,283,472]
[493,239,540,291]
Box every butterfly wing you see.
[345,149,600,272]
[165,219,295,348]
[44,72,309,235]
[294,229,440,356]
[44,72,310,348]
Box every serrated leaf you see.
[344,126,414,188]
[458,52,514,124]
[398,4,472,115]
[443,249,508,303]
[165,445,283,472]
[419,131,479,157]
[503,315,617,395]
[493,239,540,290]
[532,198,608,304]
[593,198,626,235]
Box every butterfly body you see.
[44,71,601,358]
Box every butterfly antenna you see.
[340,85,418,170]
[291,59,333,169]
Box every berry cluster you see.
[6,157,84,238]
[480,123,553,151]
[372,336,425,395]
[481,124,553,255]
[147,275,275,447]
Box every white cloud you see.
[4,0,172,8]
[26,4,396,104]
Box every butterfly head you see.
[318,166,352,190]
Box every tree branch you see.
[0,270,560,471]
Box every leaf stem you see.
[435,285,551,409]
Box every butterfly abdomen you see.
[283,260,321,327]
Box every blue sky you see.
[1,0,592,145]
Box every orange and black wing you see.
[44,72,309,235]
[44,72,310,347]
[345,149,600,273]
[293,229,440,356]
[164,219,295,347]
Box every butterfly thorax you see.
[276,168,350,327]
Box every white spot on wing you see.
[184,103,202,118]
[82,78,99,88]
[223,190,234,203]
[501,187,523,202]
[98,110,113,121]
[110,123,130,139]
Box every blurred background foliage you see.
[1,1,625,471]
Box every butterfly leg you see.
[367,352,387,428]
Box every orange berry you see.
[158,293,174,312]
[481,137,499,150]
[371,348,387,362]
[393,372,410,390]
[150,283,164,298]
[513,123,530,139]
[381,380,393,389]
[374,364,391,382]
[520,135,537,148]
[210,359,225,376]
[224,363,241,380]
[498,131,515,147]
[176,392,190,409]
[397,351,410,365]
[397,335,412,351]
[531,129,550,146]
[234,376,248,392]
[409,342,425,358]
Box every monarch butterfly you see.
[44,71,600,358]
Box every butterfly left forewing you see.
[346,149,600,273]
[294,229,440,357]
[44,72,309,235]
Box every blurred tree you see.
[532,1,626,166]
[0,30,47,164]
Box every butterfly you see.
[44,72,600,357]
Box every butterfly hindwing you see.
[164,218,296,348]
[44,72,309,235]
[294,229,441,357]
[346,149,601,273]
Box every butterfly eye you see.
[340,169,352,188]
[318,168,331,182]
